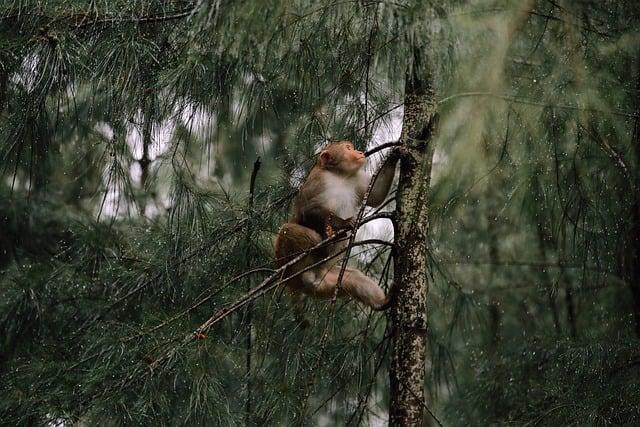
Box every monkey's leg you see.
[275,223,330,317]
[275,223,325,289]
[275,222,328,271]
[303,265,390,310]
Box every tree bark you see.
[389,46,437,426]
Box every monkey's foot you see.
[372,295,393,311]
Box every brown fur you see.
[275,141,399,311]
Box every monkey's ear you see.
[320,150,331,166]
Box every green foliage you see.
[1,0,640,425]
[446,335,640,425]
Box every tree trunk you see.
[389,46,437,426]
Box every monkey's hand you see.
[343,216,358,229]
[325,223,336,237]
[325,214,355,238]
[329,215,357,231]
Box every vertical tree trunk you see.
[389,46,437,426]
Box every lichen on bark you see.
[389,45,437,426]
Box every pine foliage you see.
[1,0,639,425]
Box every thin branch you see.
[365,141,401,158]
[244,157,261,424]
[355,103,405,133]
[407,387,444,427]
[449,7,611,37]
[580,121,637,194]
[362,7,377,140]
[464,279,625,294]
[333,150,396,300]
[130,231,364,342]
[148,233,390,370]
[74,192,295,338]
[123,267,276,342]
[311,333,390,417]
[76,7,197,29]
[348,316,392,425]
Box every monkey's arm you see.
[299,205,354,238]
[365,149,401,207]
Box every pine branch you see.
[74,192,295,337]
[149,227,392,371]
[244,157,261,423]
[438,92,639,119]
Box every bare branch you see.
[148,226,390,370]
[365,141,401,158]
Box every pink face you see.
[344,142,366,166]
[320,141,366,174]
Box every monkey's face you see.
[319,141,365,175]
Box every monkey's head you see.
[318,141,365,175]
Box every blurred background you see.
[1,0,639,425]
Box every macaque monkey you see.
[274,140,399,311]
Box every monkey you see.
[274,140,400,311]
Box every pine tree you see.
[1,1,640,425]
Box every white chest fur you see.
[321,172,363,219]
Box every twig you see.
[449,7,610,37]
[72,192,295,339]
[362,8,378,140]
[311,333,390,417]
[122,267,275,342]
[463,279,625,294]
[351,343,391,425]
[354,103,405,133]
[128,231,362,342]
[580,122,637,194]
[333,152,396,301]
[407,387,444,427]
[149,233,388,370]
[365,141,401,158]
[440,257,618,273]
[75,7,197,29]
[245,157,261,423]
